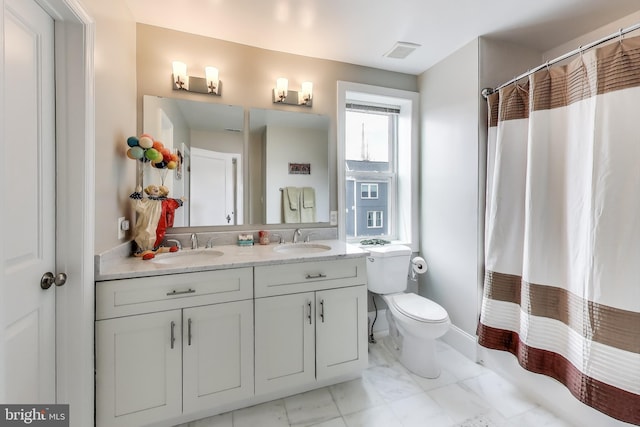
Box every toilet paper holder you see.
[410,256,427,279]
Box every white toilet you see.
[366,244,450,378]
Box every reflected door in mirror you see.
[190,147,243,226]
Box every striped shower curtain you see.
[478,37,640,425]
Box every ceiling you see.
[125,0,640,75]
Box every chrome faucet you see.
[190,233,198,249]
[293,229,302,243]
[166,239,182,250]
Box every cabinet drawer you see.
[96,268,253,320]
[254,258,366,297]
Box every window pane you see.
[345,111,390,172]
[361,184,368,199]
[365,211,383,229]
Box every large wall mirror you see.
[248,108,330,225]
[142,95,330,228]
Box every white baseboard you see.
[440,323,477,361]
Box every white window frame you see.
[337,81,419,250]
[367,210,384,228]
[361,183,379,199]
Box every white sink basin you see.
[273,243,332,254]
[151,248,224,265]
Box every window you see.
[361,183,378,199]
[367,211,383,228]
[338,82,418,249]
[345,104,396,239]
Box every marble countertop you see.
[95,240,369,281]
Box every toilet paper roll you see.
[411,256,428,274]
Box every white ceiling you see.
[125,0,640,75]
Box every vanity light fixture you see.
[205,67,219,94]
[172,61,188,90]
[172,61,221,96]
[274,78,288,102]
[273,78,313,107]
[300,81,313,105]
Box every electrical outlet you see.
[330,210,338,226]
[117,217,126,239]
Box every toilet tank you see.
[365,245,412,294]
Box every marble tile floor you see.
[175,335,574,427]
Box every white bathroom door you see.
[1,0,57,403]
[190,147,235,225]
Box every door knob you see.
[40,272,67,289]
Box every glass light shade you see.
[301,81,313,103]
[205,66,219,93]
[172,61,188,89]
[276,77,288,100]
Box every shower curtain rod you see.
[481,21,640,99]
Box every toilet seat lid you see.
[389,293,448,323]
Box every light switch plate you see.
[117,217,126,239]
[330,211,338,226]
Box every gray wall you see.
[419,39,482,339]
[418,38,540,350]
[84,0,138,254]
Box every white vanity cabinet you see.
[95,309,182,427]
[95,268,254,427]
[254,258,368,395]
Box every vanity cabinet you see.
[95,268,254,427]
[95,309,182,427]
[94,253,368,427]
[254,258,368,395]
[182,300,254,413]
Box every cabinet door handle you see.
[320,299,325,323]
[188,318,192,346]
[166,288,196,296]
[307,301,312,324]
[305,273,327,280]
[170,321,176,349]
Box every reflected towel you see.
[286,187,300,210]
[283,187,301,223]
[301,187,316,222]
[302,187,315,208]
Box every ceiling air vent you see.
[383,41,421,59]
